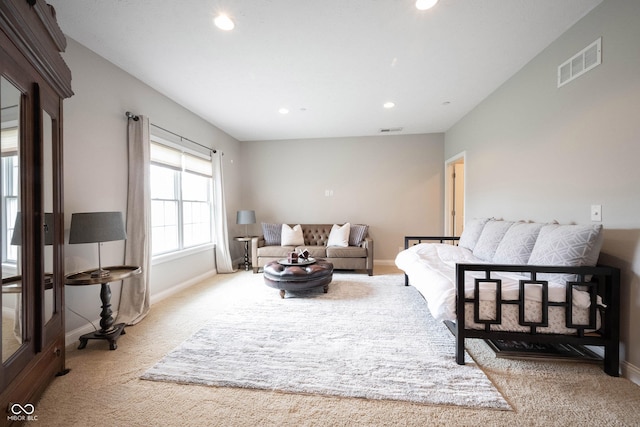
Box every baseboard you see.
[148,268,218,306]
[375,259,396,266]
[622,360,640,386]
[65,268,218,348]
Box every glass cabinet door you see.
[1,76,23,363]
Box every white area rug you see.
[141,273,511,410]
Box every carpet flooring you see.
[141,272,510,410]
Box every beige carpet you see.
[35,266,640,426]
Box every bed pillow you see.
[528,223,604,282]
[458,218,490,251]
[281,224,304,246]
[262,223,281,246]
[348,224,369,246]
[327,223,351,247]
[473,220,514,261]
[492,222,544,264]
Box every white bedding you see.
[395,243,598,334]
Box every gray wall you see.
[241,134,445,261]
[62,39,242,333]
[445,0,640,378]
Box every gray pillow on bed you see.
[473,220,514,261]
[493,222,544,264]
[458,218,490,251]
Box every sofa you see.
[251,223,374,275]
[395,218,621,376]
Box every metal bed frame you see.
[403,236,621,376]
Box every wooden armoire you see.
[0,0,72,420]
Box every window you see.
[150,137,213,257]
[1,127,19,266]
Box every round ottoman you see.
[263,259,334,298]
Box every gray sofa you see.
[251,223,374,275]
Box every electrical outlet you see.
[591,205,602,222]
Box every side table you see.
[234,236,255,271]
[65,265,141,350]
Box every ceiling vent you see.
[557,37,601,88]
[379,127,403,133]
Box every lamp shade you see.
[236,210,256,225]
[11,213,54,246]
[69,212,126,244]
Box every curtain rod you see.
[125,111,218,154]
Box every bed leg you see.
[444,320,465,365]
[604,342,620,377]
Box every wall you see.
[241,134,444,262]
[445,0,640,378]
[61,38,242,335]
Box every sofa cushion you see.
[326,246,367,258]
[493,222,544,264]
[297,246,327,258]
[281,224,304,246]
[458,218,490,251]
[473,220,514,262]
[327,223,350,247]
[349,224,369,246]
[257,245,296,257]
[262,223,281,246]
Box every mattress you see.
[395,243,598,334]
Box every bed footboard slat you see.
[454,263,620,376]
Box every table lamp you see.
[11,212,54,246]
[69,211,127,278]
[236,210,256,237]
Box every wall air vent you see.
[558,37,601,88]
[379,127,403,133]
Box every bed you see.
[396,231,620,377]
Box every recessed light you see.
[214,14,234,31]
[383,102,396,109]
[278,108,290,115]
[415,0,439,11]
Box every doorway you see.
[444,152,465,236]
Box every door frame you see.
[444,151,466,236]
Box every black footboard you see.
[449,263,620,376]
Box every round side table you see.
[65,265,141,350]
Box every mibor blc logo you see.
[7,403,38,422]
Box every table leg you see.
[243,241,250,271]
[77,282,126,350]
[99,283,115,333]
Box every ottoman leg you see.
[323,284,329,293]
[279,289,285,299]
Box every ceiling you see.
[47,0,602,142]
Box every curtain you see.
[117,115,151,325]
[212,152,235,273]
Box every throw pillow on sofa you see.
[349,224,369,246]
[262,223,282,245]
[281,224,304,246]
[327,223,351,247]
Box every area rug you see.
[141,273,511,410]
